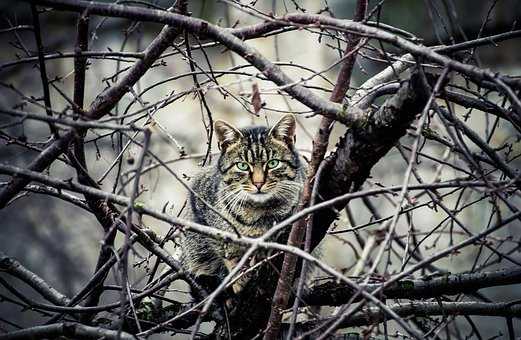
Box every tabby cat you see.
[180,114,305,291]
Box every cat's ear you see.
[214,120,243,151]
[268,114,296,145]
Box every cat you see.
[180,114,306,292]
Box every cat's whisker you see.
[235,192,247,215]
[218,186,244,213]
[279,181,303,189]
[272,182,302,199]
[229,190,246,216]
[219,188,241,203]
[218,191,239,207]
[222,191,242,211]
[222,185,244,210]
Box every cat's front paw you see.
[196,273,222,292]
[223,257,253,295]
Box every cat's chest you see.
[228,213,278,236]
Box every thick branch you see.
[264,2,368,338]
[303,268,521,306]
[69,11,116,320]
[310,68,431,249]
[0,322,140,340]
[0,131,75,208]
[0,251,70,306]
[295,301,521,331]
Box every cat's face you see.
[214,114,303,209]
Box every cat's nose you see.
[253,181,264,191]
[252,166,265,191]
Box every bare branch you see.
[303,268,521,306]
[0,322,140,340]
[0,251,70,306]
[295,301,521,331]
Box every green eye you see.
[236,162,249,171]
[266,159,280,169]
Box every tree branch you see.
[294,301,521,331]
[309,67,432,250]
[24,0,360,123]
[0,251,70,306]
[26,0,521,96]
[29,3,59,138]
[265,2,368,338]
[0,3,184,209]
[3,162,516,337]
[303,268,521,306]
[0,322,140,340]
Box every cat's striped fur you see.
[180,114,305,288]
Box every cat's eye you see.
[266,159,280,169]
[236,162,250,171]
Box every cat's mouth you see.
[244,191,274,204]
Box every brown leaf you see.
[251,83,262,115]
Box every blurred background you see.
[1,0,520,337]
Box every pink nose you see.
[253,182,264,190]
